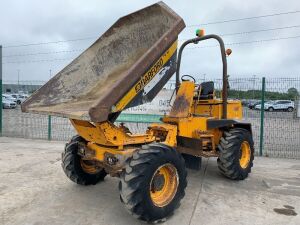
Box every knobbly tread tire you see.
[61,135,107,185]
[217,128,254,180]
[119,143,187,222]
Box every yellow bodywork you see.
[71,80,243,169]
[70,119,155,147]
[70,119,155,162]
[193,99,242,119]
[160,81,242,155]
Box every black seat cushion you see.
[199,81,214,99]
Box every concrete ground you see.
[0,137,299,225]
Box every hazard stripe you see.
[112,40,178,112]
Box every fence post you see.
[0,45,2,137]
[259,77,266,156]
[48,115,52,140]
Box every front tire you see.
[61,135,107,185]
[119,143,187,222]
[217,128,254,180]
[268,107,274,112]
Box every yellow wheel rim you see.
[80,159,100,174]
[150,163,179,207]
[239,141,251,169]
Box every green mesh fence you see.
[260,78,300,159]
[1,78,300,159]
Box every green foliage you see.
[216,88,299,100]
[288,88,299,97]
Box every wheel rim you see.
[150,163,179,207]
[80,159,101,174]
[239,141,251,169]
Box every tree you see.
[287,88,299,98]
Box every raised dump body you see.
[21,2,185,122]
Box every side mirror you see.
[226,48,232,56]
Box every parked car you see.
[255,100,294,112]
[11,94,27,104]
[2,94,17,103]
[2,97,17,109]
[21,94,29,98]
[241,99,250,106]
[248,100,261,109]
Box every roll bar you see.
[175,34,228,119]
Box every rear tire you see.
[287,107,293,112]
[217,128,254,180]
[119,143,187,222]
[62,135,107,185]
[268,107,274,112]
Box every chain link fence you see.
[1,77,300,159]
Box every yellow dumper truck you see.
[22,2,254,222]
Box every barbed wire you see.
[4,24,300,57]
[3,57,74,64]
[185,35,300,50]
[186,10,300,27]
[2,37,96,49]
[3,49,83,58]
[2,9,300,49]
[180,24,300,41]
[3,29,300,59]
[3,34,300,64]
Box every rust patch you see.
[169,95,189,117]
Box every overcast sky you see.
[1,0,300,82]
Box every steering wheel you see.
[181,75,196,83]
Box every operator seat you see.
[195,81,214,100]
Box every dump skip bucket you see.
[22,2,185,122]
